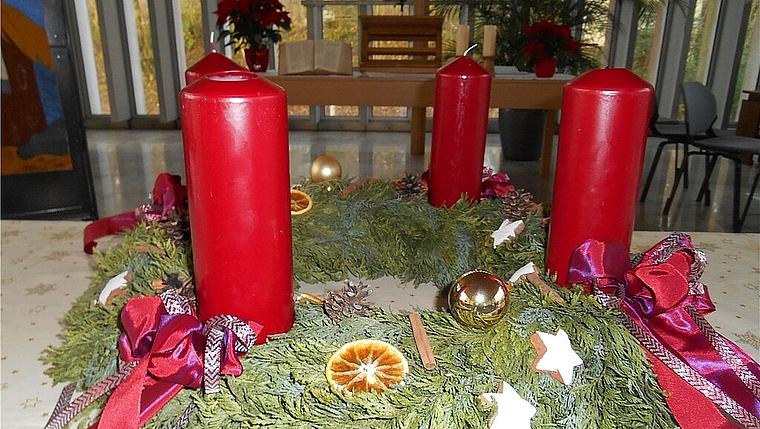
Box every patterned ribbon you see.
[44,290,262,429]
[567,233,760,429]
[83,173,187,254]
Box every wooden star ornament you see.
[94,270,132,306]
[479,381,536,429]
[490,219,525,248]
[530,329,583,385]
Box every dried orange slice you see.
[325,339,409,393]
[290,189,313,216]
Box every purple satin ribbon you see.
[45,290,262,429]
[481,171,515,199]
[136,172,189,222]
[420,168,515,200]
[96,290,261,428]
[567,234,760,428]
[84,173,188,253]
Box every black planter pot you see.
[498,108,545,161]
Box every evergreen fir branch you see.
[44,179,678,429]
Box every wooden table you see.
[736,90,760,138]
[266,72,571,176]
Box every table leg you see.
[411,107,427,155]
[541,109,558,177]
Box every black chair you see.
[662,81,760,232]
[639,106,691,201]
[638,94,730,202]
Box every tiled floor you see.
[86,128,760,233]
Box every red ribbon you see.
[420,167,515,200]
[95,290,261,428]
[480,170,515,199]
[45,290,261,429]
[567,233,760,429]
[84,173,188,254]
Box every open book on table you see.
[278,40,353,75]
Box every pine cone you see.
[394,173,427,200]
[324,280,374,322]
[501,188,537,221]
[154,209,191,246]
[152,273,196,302]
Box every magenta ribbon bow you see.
[480,170,515,199]
[567,233,760,429]
[84,173,188,254]
[420,167,515,200]
[44,290,262,429]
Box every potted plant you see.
[433,0,605,72]
[216,0,292,72]
[432,0,607,160]
[522,19,582,78]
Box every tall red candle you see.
[428,56,492,207]
[180,70,294,341]
[185,51,245,85]
[546,68,653,286]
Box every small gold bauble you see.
[447,269,509,328]
[310,155,342,182]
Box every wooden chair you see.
[358,15,444,73]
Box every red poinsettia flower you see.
[522,19,580,60]
[216,0,291,52]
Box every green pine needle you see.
[42,179,679,429]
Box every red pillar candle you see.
[546,68,653,287]
[184,52,245,86]
[180,70,294,341]
[428,56,492,207]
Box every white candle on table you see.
[483,25,497,57]
[456,25,470,56]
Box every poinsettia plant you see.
[522,19,581,61]
[432,0,605,74]
[216,0,292,52]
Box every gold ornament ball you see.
[448,269,510,328]
[310,155,342,182]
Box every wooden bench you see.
[359,15,444,73]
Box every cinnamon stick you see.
[409,312,436,370]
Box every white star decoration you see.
[490,219,524,248]
[532,329,583,385]
[97,270,131,305]
[508,262,537,283]
[480,381,536,429]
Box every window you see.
[129,0,159,115]
[683,0,719,84]
[75,0,109,115]
[631,1,666,84]
[731,0,759,122]
[69,0,756,130]
[180,0,206,79]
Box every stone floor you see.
[86,129,760,233]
